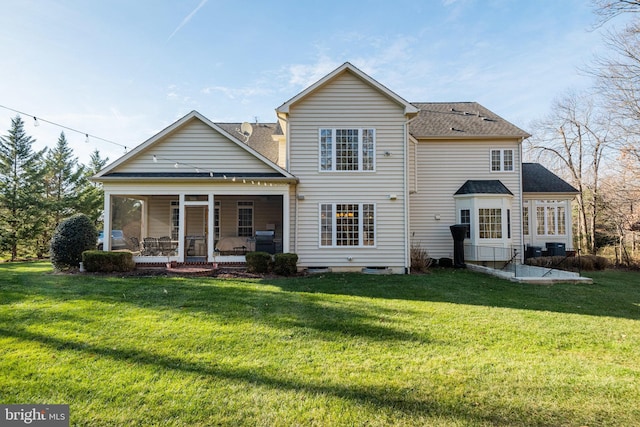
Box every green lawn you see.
[1,262,638,426]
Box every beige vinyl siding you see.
[115,118,276,174]
[287,71,409,272]
[410,139,522,259]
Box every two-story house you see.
[93,62,577,273]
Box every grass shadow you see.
[0,326,571,426]
[268,269,640,320]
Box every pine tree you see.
[77,149,108,226]
[0,116,46,261]
[37,132,86,257]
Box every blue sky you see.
[0,0,627,165]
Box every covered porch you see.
[101,185,291,265]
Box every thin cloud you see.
[168,0,208,41]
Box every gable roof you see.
[454,180,514,195]
[522,163,579,194]
[94,111,294,180]
[410,102,530,139]
[276,62,419,116]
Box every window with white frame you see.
[214,201,220,241]
[479,208,502,239]
[237,201,253,237]
[523,205,529,235]
[170,201,179,240]
[319,128,375,171]
[490,149,514,172]
[535,200,566,236]
[460,209,471,238]
[320,203,375,247]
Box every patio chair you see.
[158,236,175,256]
[142,237,160,256]
[128,237,142,255]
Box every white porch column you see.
[178,194,186,263]
[282,187,290,253]
[208,194,215,262]
[103,192,112,251]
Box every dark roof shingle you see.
[522,163,579,193]
[409,102,530,139]
[454,180,513,195]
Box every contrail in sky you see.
[168,0,209,41]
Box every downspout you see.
[403,114,419,274]
[518,137,525,263]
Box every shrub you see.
[82,250,135,273]
[246,251,272,274]
[410,241,433,273]
[524,254,610,271]
[273,253,298,276]
[50,214,98,270]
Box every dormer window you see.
[320,128,375,172]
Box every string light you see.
[0,104,129,150]
[2,104,283,189]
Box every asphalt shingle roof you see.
[454,180,513,195]
[215,122,279,164]
[409,102,530,139]
[522,163,579,193]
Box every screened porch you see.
[103,193,286,263]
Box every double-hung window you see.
[320,203,375,247]
[170,201,180,241]
[320,128,375,171]
[490,149,514,172]
[237,201,253,237]
[460,209,471,239]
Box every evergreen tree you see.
[37,132,86,257]
[0,116,46,261]
[77,149,108,226]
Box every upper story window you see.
[490,149,514,172]
[320,128,375,172]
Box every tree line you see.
[0,115,107,261]
[527,1,640,264]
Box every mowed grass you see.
[0,262,639,426]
